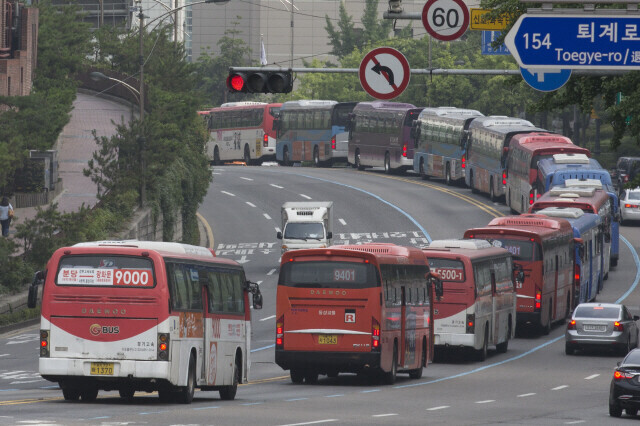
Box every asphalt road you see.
[1,164,639,425]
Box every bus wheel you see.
[213,147,221,166]
[489,180,497,202]
[542,305,552,335]
[243,145,252,166]
[304,371,318,384]
[119,388,135,401]
[290,369,304,384]
[496,320,511,354]
[220,356,240,400]
[409,341,426,379]
[477,325,488,361]
[62,387,80,401]
[313,147,320,167]
[383,342,398,385]
[384,152,392,174]
[419,159,428,180]
[80,388,98,402]
[326,370,339,378]
[158,388,173,403]
[612,257,618,267]
[179,354,196,404]
[565,295,571,320]
[355,150,364,170]
[445,164,452,186]
[283,147,291,166]
[470,172,478,194]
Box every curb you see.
[0,317,39,335]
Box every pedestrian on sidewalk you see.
[0,196,14,237]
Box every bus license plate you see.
[318,335,337,345]
[90,362,114,375]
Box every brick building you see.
[0,0,38,97]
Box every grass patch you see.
[0,307,40,327]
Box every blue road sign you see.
[505,14,640,69]
[481,31,510,55]
[520,67,572,92]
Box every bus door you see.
[588,239,593,299]
[203,273,221,386]
[490,271,497,344]
[400,286,407,367]
[553,255,559,320]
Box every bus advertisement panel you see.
[423,239,516,361]
[465,116,544,201]
[464,215,575,334]
[275,243,442,384]
[412,107,484,184]
[348,101,424,174]
[536,207,603,305]
[205,102,281,165]
[505,134,590,214]
[274,100,357,167]
[28,241,263,403]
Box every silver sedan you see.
[565,303,639,356]
[620,188,640,225]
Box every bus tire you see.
[313,147,320,167]
[489,179,497,202]
[304,371,318,384]
[213,147,221,166]
[470,172,478,194]
[220,355,240,400]
[477,325,489,361]
[542,305,552,335]
[419,159,428,180]
[179,354,196,404]
[409,340,426,379]
[283,146,291,166]
[158,388,173,402]
[612,257,618,267]
[243,145,252,166]
[384,152,392,174]
[290,369,304,384]
[445,163,452,186]
[355,150,364,170]
[496,320,511,354]
[119,388,135,401]
[383,342,398,385]
[80,388,98,402]
[62,387,81,401]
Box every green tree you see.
[325,2,357,58]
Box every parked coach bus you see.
[537,158,620,268]
[536,207,603,306]
[275,243,443,385]
[205,102,281,165]
[27,240,263,403]
[423,239,517,361]
[529,183,615,272]
[505,134,590,214]
[348,101,424,174]
[274,100,357,167]
[412,107,484,184]
[465,116,544,201]
[464,215,576,334]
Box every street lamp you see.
[89,71,140,105]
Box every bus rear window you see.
[427,258,465,282]
[485,239,540,261]
[56,255,155,288]
[279,261,379,289]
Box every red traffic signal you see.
[227,71,293,94]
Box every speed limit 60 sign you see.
[422,0,470,42]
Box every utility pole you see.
[138,3,146,205]
[290,0,294,69]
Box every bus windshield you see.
[484,239,539,261]
[333,104,353,127]
[427,258,465,282]
[279,261,379,289]
[283,223,325,240]
[56,255,154,287]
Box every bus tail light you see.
[371,318,381,351]
[263,133,269,147]
[529,189,535,205]
[466,314,475,334]
[614,321,624,332]
[461,154,466,169]
[276,316,284,348]
[567,320,576,330]
[331,135,336,150]
[157,333,170,360]
[502,170,507,185]
[574,264,581,285]
[40,330,49,357]
[535,290,541,310]
[402,144,407,157]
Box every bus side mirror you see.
[326,231,332,239]
[245,280,263,310]
[634,315,640,321]
[276,231,282,239]
[253,290,263,310]
[27,271,45,309]
[427,272,443,300]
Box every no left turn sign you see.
[359,47,411,100]
[422,0,470,42]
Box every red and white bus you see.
[423,239,517,361]
[464,215,576,334]
[205,101,282,165]
[275,243,442,384]
[505,133,590,214]
[27,240,263,403]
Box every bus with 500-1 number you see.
[27,240,263,403]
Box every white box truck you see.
[276,201,333,253]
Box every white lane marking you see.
[267,269,277,276]
[427,406,450,411]
[212,172,222,175]
[0,354,9,357]
[242,402,264,406]
[11,380,44,384]
[338,218,347,226]
[585,374,599,380]
[221,191,235,197]
[372,414,397,418]
[300,194,312,199]
[275,227,281,233]
[278,421,338,426]
[246,202,256,207]
[240,177,253,181]
[193,405,220,410]
[264,213,272,220]
[260,315,276,322]
[270,184,284,189]
[286,398,308,402]
[361,389,380,393]
[552,385,569,390]
[517,393,536,397]
[564,421,586,424]
[475,400,495,404]
[325,394,344,398]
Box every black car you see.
[614,157,640,193]
[610,348,640,417]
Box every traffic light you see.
[226,71,293,94]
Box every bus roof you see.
[552,153,591,164]
[536,207,601,235]
[281,100,337,109]
[427,239,493,250]
[510,132,571,145]
[220,102,268,108]
[284,243,426,265]
[71,240,220,261]
[530,187,609,213]
[469,115,536,131]
[563,178,604,189]
[353,101,416,111]
[509,134,590,157]
[418,107,484,118]
[423,241,510,261]
[464,214,573,240]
